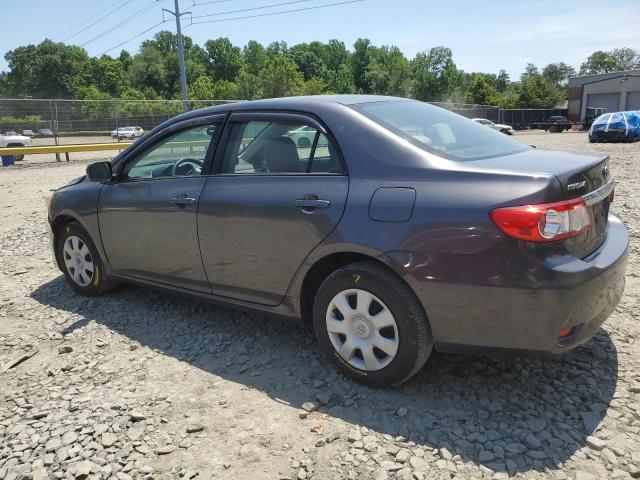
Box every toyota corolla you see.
[48,96,628,386]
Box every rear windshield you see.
[351,100,528,161]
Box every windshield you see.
[351,100,528,161]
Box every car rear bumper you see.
[386,214,628,354]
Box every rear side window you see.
[222,119,342,174]
[351,100,529,161]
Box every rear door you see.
[198,112,349,305]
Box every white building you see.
[567,70,640,122]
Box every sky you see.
[0,0,638,79]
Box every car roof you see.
[174,95,411,120]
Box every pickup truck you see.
[529,116,573,133]
[0,133,32,161]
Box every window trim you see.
[213,111,346,177]
[112,114,227,182]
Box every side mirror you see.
[86,161,113,183]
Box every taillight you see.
[490,198,590,242]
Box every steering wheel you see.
[172,158,203,176]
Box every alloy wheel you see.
[325,288,399,371]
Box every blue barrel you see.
[1,155,15,167]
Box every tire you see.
[589,136,595,143]
[57,221,116,296]
[298,136,311,148]
[312,261,432,387]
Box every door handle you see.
[293,199,331,209]
[170,193,196,205]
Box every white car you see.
[0,133,32,161]
[472,118,515,135]
[111,126,144,140]
[286,125,318,148]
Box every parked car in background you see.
[4,130,18,136]
[38,128,55,137]
[22,129,35,137]
[0,132,32,161]
[49,96,628,387]
[530,116,573,132]
[472,118,515,135]
[589,111,640,143]
[286,125,324,147]
[111,126,144,140]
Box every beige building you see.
[567,70,640,122]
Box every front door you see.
[99,119,224,292]
[198,113,349,305]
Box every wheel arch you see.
[50,213,91,271]
[298,250,427,327]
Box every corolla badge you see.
[567,180,587,191]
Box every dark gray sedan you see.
[48,96,628,386]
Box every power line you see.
[99,20,168,55]
[187,0,363,25]
[60,0,136,43]
[51,0,117,40]
[80,0,163,47]
[191,0,314,20]
[191,0,232,6]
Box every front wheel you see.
[313,261,432,387]
[57,222,116,296]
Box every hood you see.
[494,123,513,130]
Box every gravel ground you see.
[1,131,639,480]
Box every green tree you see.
[495,70,510,92]
[302,77,325,95]
[518,74,563,108]
[236,69,263,99]
[580,48,640,74]
[260,56,303,98]
[3,39,89,98]
[521,63,539,80]
[542,62,576,86]
[189,75,214,100]
[205,37,243,82]
[242,41,268,76]
[327,64,356,94]
[465,74,498,105]
[290,44,327,81]
[411,46,459,101]
[351,38,373,92]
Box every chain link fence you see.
[0,99,240,138]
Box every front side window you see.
[351,100,529,161]
[124,123,220,180]
[222,119,341,174]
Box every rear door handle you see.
[293,199,331,209]
[170,193,196,205]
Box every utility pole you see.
[164,0,190,112]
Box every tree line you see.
[1,33,638,109]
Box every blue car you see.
[589,111,640,143]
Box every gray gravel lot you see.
[1,131,639,480]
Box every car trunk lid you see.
[468,149,612,257]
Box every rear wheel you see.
[57,222,116,296]
[312,261,432,387]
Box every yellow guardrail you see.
[0,142,133,156]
